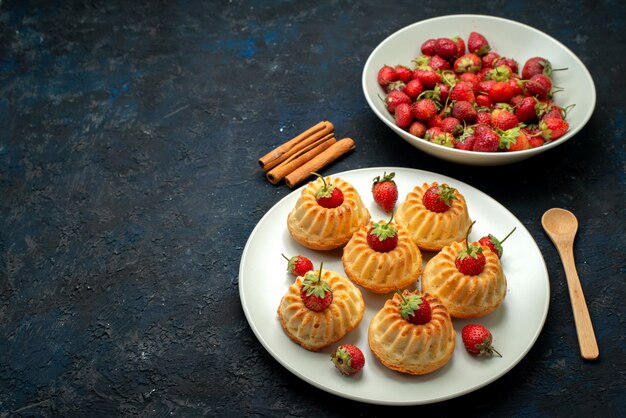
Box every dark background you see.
[1,0,625,416]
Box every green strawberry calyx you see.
[436,184,457,205]
[396,289,422,321]
[312,172,335,199]
[372,171,395,189]
[302,262,331,298]
[475,336,503,357]
[331,347,355,373]
[370,213,397,241]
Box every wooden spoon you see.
[542,208,599,361]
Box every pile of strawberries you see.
[376,32,571,152]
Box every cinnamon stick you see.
[284,138,356,188]
[266,135,336,184]
[258,121,334,172]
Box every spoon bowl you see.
[542,208,599,361]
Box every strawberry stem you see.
[281,253,290,262]
[500,227,517,244]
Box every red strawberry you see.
[521,57,565,80]
[539,117,569,141]
[396,289,432,325]
[467,32,491,56]
[372,172,398,213]
[427,114,443,128]
[508,78,524,97]
[300,263,333,312]
[515,96,538,123]
[455,133,476,151]
[491,108,519,131]
[409,121,427,138]
[420,38,437,56]
[499,127,530,152]
[282,254,314,276]
[440,117,463,136]
[479,227,516,258]
[402,79,424,99]
[488,81,514,104]
[452,35,466,56]
[412,98,438,121]
[528,135,545,148]
[459,72,481,94]
[450,81,475,102]
[542,105,565,120]
[395,65,413,83]
[455,221,485,276]
[377,65,397,87]
[475,94,492,109]
[424,126,443,141]
[435,37,459,60]
[462,324,502,357]
[313,173,344,208]
[423,184,457,213]
[366,215,398,253]
[394,102,413,129]
[434,82,451,103]
[524,78,548,100]
[451,100,477,124]
[493,57,519,74]
[385,90,411,113]
[477,79,496,95]
[454,53,482,74]
[530,74,552,95]
[472,127,500,152]
[331,344,365,376]
[481,51,500,68]
[413,68,441,89]
[430,54,451,71]
[476,110,492,125]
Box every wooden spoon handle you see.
[558,246,600,360]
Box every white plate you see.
[362,15,596,165]
[239,167,549,405]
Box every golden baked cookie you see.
[422,240,507,318]
[277,269,365,351]
[342,221,422,294]
[368,290,456,375]
[395,182,472,251]
[287,176,370,250]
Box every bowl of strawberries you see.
[362,14,596,165]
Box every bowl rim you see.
[362,14,596,160]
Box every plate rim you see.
[239,166,550,405]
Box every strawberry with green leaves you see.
[454,53,483,74]
[372,172,398,213]
[462,323,502,357]
[455,221,485,276]
[313,173,343,208]
[300,262,333,312]
[468,31,491,56]
[396,289,432,325]
[377,65,397,87]
[282,254,313,277]
[423,184,457,213]
[367,214,398,253]
[331,344,365,376]
[479,227,516,258]
[539,117,569,141]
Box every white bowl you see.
[362,14,596,166]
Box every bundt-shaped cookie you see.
[287,176,370,250]
[422,241,507,318]
[277,269,365,351]
[395,182,472,251]
[342,221,422,294]
[368,291,456,375]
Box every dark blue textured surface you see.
[1,0,625,416]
